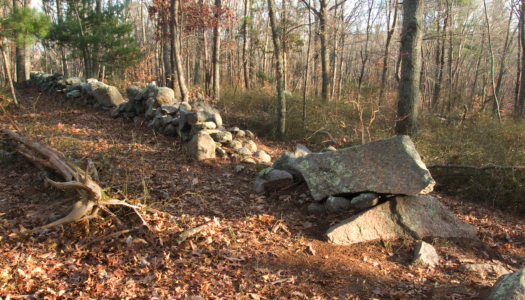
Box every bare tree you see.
[171,0,189,101]
[212,0,221,101]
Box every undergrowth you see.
[218,85,525,212]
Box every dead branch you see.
[305,127,338,144]
[427,164,525,171]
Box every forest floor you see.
[0,87,525,299]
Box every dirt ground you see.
[0,88,524,299]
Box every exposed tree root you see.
[1,118,149,233]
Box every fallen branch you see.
[427,164,525,171]
[305,127,338,144]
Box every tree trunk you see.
[303,0,312,126]
[194,30,203,85]
[379,0,398,104]
[170,0,189,101]
[493,9,515,113]
[395,0,424,136]
[0,45,18,105]
[242,0,250,90]
[518,0,525,116]
[482,0,502,123]
[212,0,221,101]
[268,0,285,137]
[319,0,330,100]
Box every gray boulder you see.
[185,132,216,161]
[237,130,246,137]
[277,135,435,201]
[253,168,294,194]
[187,111,213,125]
[92,84,125,107]
[82,80,105,97]
[412,241,439,268]
[272,152,300,179]
[325,196,352,213]
[350,193,379,210]
[67,90,81,98]
[192,122,217,131]
[161,104,179,115]
[487,268,525,300]
[212,113,223,128]
[145,107,157,119]
[138,84,159,101]
[325,195,478,245]
[126,85,141,101]
[66,77,85,85]
[216,147,227,157]
[163,124,178,137]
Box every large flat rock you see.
[287,135,435,200]
[325,195,478,245]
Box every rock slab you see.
[487,268,525,300]
[279,135,435,201]
[325,195,478,245]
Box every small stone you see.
[254,150,271,163]
[244,140,257,153]
[253,168,293,194]
[320,146,337,153]
[306,244,316,256]
[229,126,240,133]
[185,131,216,161]
[460,264,510,277]
[235,147,252,156]
[350,193,379,210]
[412,241,440,268]
[306,203,325,215]
[245,130,255,138]
[216,147,226,157]
[242,157,257,164]
[227,140,243,150]
[237,130,246,137]
[294,143,311,157]
[210,131,232,143]
[233,164,245,173]
[325,196,352,213]
[229,153,241,163]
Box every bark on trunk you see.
[395,0,424,136]
[212,0,221,101]
[242,0,250,90]
[268,0,285,137]
[170,0,189,101]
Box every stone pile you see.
[29,72,124,109]
[27,74,273,164]
[253,135,478,245]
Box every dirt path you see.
[0,88,523,299]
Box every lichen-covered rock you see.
[185,131,216,161]
[286,135,435,201]
[412,241,439,268]
[325,195,478,245]
[486,268,525,300]
[253,168,294,194]
[254,150,271,163]
[325,196,352,213]
[350,193,379,210]
[92,84,125,107]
